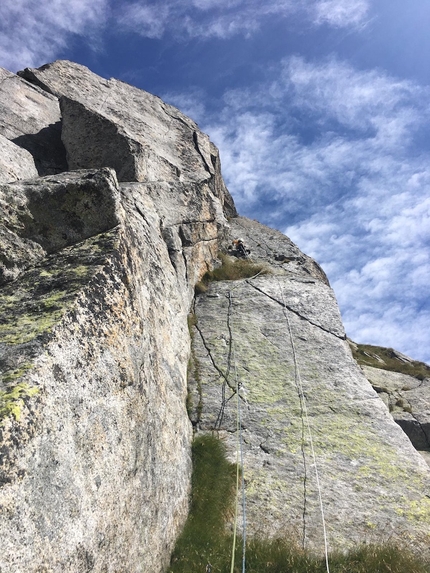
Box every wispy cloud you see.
[115,2,170,39]
[311,0,370,28]
[0,0,370,71]
[116,0,368,40]
[0,0,109,71]
[182,56,430,362]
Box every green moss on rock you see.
[0,382,39,422]
[0,229,119,345]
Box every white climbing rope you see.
[227,290,247,573]
[229,350,240,573]
[233,340,247,573]
[274,275,331,573]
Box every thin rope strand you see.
[229,291,241,573]
[228,290,247,573]
[229,352,241,573]
[233,341,247,573]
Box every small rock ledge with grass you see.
[0,60,429,572]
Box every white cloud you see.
[311,0,370,28]
[117,0,367,41]
[0,0,371,70]
[0,0,109,70]
[116,3,170,38]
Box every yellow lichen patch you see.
[235,335,294,405]
[405,498,430,523]
[0,382,39,422]
[0,289,70,344]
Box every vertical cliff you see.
[0,60,429,572]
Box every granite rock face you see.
[0,59,429,573]
[0,169,196,573]
[0,61,233,573]
[189,216,430,556]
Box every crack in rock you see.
[245,280,346,340]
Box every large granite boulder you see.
[19,60,236,218]
[0,169,194,573]
[18,60,236,301]
[0,61,235,571]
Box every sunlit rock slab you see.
[190,217,430,557]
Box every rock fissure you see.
[17,68,56,95]
[192,131,212,175]
[134,203,148,223]
[193,320,245,407]
[194,322,229,385]
[245,279,346,340]
[162,107,194,131]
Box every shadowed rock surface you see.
[0,67,67,175]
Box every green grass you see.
[167,434,430,573]
[195,254,268,294]
[168,434,236,572]
[350,342,430,380]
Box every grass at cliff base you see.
[167,434,430,573]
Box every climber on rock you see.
[228,237,251,258]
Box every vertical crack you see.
[192,131,212,175]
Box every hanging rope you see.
[229,358,241,573]
[227,290,247,573]
[237,343,247,573]
[274,275,331,573]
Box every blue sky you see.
[1,0,429,363]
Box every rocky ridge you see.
[349,343,430,465]
[0,60,429,572]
